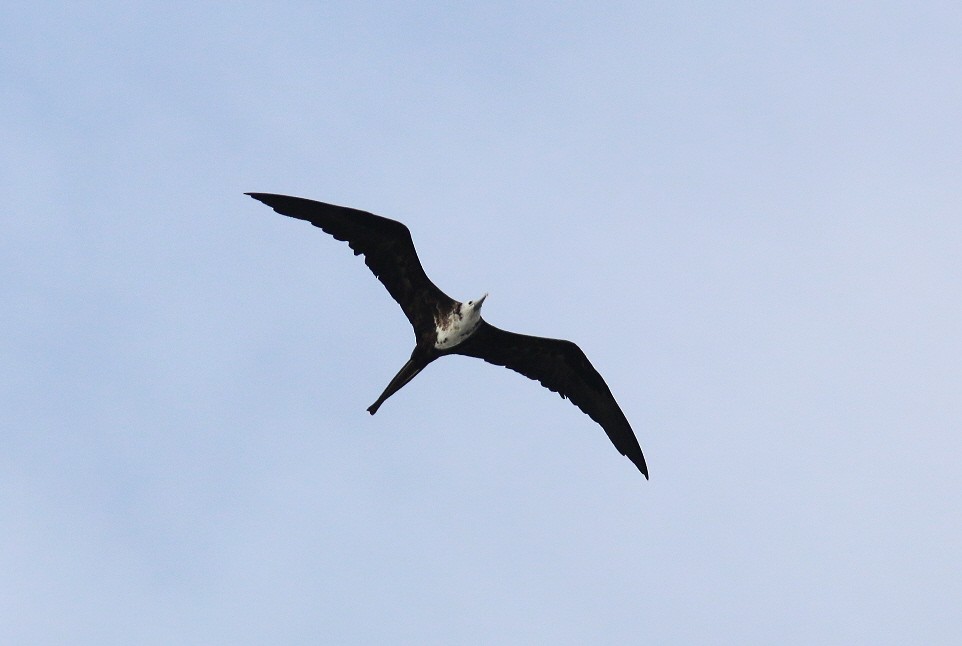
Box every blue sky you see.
[3,2,960,643]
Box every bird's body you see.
[247,192,648,477]
[433,298,486,350]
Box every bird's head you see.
[465,293,487,315]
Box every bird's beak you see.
[476,293,488,308]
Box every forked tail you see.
[367,354,429,414]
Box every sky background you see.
[3,2,961,643]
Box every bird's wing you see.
[247,193,456,338]
[454,321,648,477]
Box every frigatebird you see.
[247,193,648,477]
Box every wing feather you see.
[247,193,455,338]
[455,321,648,477]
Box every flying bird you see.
[247,193,648,477]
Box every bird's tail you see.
[367,355,427,414]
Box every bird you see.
[247,193,648,477]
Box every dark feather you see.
[456,322,648,477]
[247,192,648,477]
[246,193,455,339]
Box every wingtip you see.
[246,192,277,209]
[633,456,649,480]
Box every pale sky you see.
[3,2,960,643]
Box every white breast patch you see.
[434,310,481,349]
